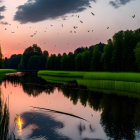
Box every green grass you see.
[38,70,85,78]
[83,72,140,82]
[38,71,140,82]
[39,75,77,84]
[0,69,17,74]
[38,70,140,98]
[0,69,17,83]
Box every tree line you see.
[2,28,140,72]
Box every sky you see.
[0,0,140,57]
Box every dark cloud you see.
[0,21,10,25]
[14,0,94,23]
[109,0,135,8]
[0,15,4,20]
[0,6,6,12]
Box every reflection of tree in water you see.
[100,95,139,140]
[4,73,140,139]
[59,88,140,140]
[0,88,9,140]
[5,73,55,97]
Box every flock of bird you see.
[0,5,136,39]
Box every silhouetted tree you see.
[19,44,47,71]
[81,50,90,71]
[101,39,113,71]
[75,53,82,71]
[61,53,69,70]
[90,46,102,71]
[4,54,22,69]
[134,42,140,71]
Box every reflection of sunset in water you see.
[16,115,23,135]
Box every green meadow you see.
[38,70,140,98]
[0,69,17,82]
[0,69,17,74]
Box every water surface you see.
[1,73,140,140]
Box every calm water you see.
[1,73,140,140]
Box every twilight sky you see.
[0,0,140,57]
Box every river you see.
[0,72,140,140]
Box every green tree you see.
[67,52,75,70]
[61,53,69,70]
[75,53,82,71]
[111,31,124,71]
[43,50,49,57]
[134,42,140,71]
[90,46,102,71]
[46,54,57,70]
[19,44,43,70]
[81,50,90,71]
[101,39,113,71]
[4,54,22,69]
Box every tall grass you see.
[84,72,140,82]
[0,88,9,140]
[38,70,140,98]
[38,70,84,78]
[38,71,140,82]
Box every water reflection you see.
[1,73,140,140]
[16,111,70,140]
[5,72,55,96]
[15,115,23,135]
[0,88,9,140]
[61,88,140,140]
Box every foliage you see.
[4,54,22,69]
[3,28,140,72]
[134,42,140,71]
[19,44,48,71]
[44,28,140,72]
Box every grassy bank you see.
[0,69,17,74]
[38,70,140,98]
[0,69,17,82]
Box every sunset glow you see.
[16,115,23,135]
[0,0,139,57]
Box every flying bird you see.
[107,27,109,29]
[80,20,83,23]
[132,15,135,18]
[91,12,95,16]
[73,26,78,29]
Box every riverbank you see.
[0,69,17,74]
[38,70,140,98]
[0,69,17,82]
